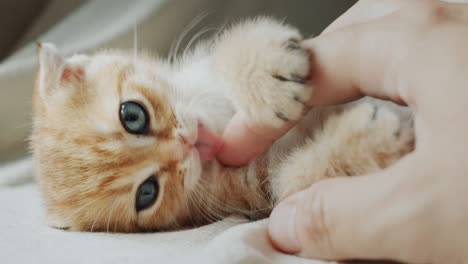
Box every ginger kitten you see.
[31,18,413,232]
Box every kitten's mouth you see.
[181,124,223,161]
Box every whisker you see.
[169,12,209,63]
[106,198,119,233]
[133,19,138,64]
[183,186,197,227]
[189,185,221,223]
[191,181,232,220]
[90,203,106,232]
[182,27,219,57]
[62,194,105,223]
[194,176,274,218]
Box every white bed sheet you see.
[0,158,326,264]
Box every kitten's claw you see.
[290,74,308,84]
[284,38,301,51]
[349,102,415,154]
[273,74,308,85]
[371,105,379,121]
[275,111,291,122]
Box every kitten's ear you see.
[36,42,85,99]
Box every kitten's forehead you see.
[67,54,88,64]
[87,53,129,75]
[38,50,178,146]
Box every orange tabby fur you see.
[31,18,413,232]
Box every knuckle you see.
[405,1,452,25]
[298,184,336,258]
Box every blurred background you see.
[0,0,357,164]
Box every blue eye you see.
[120,102,149,134]
[136,176,159,212]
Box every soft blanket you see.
[0,158,326,264]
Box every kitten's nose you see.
[178,124,223,161]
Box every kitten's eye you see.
[136,176,159,211]
[120,102,149,134]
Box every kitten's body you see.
[31,18,413,232]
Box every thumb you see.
[268,154,419,262]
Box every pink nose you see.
[178,124,223,161]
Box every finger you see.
[305,0,468,108]
[218,1,468,167]
[304,11,414,107]
[217,112,297,166]
[268,154,423,262]
[322,0,411,35]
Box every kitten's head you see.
[31,43,222,232]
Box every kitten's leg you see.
[212,17,312,128]
[272,102,414,201]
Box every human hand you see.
[264,0,468,263]
[215,0,408,167]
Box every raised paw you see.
[272,101,414,202]
[330,101,415,164]
[212,17,312,128]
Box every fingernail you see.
[269,202,300,253]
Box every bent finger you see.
[322,0,411,35]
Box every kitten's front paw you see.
[213,18,312,128]
[336,102,415,161]
[272,102,414,202]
